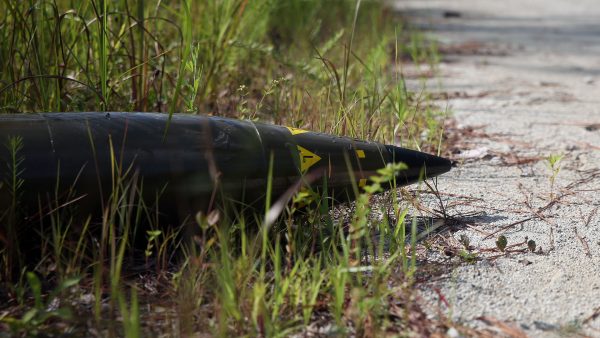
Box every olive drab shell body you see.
[0,112,452,219]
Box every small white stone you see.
[447,327,461,338]
[79,293,95,305]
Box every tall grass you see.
[0,0,449,336]
[161,164,420,336]
[0,0,443,147]
[2,136,24,279]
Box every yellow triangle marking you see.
[356,149,365,159]
[297,145,321,172]
[286,126,309,135]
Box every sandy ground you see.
[393,0,600,336]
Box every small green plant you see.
[458,250,478,263]
[546,153,563,200]
[144,230,162,261]
[1,272,80,336]
[496,235,507,252]
[557,320,584,337]
[183,43,204,113]
[459,234,470,250]
[527,239,536,252]
[118,287,141,338]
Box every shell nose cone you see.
[385,145,452,180]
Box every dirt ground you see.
[394,0,600,336]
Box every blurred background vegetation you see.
[0,0,442,147]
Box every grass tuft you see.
[0,0,454,336]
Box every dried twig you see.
[483,217,533,240]
[477,316,528,338]
[584,207,598,227]
[574,227,592,257]
[583,307,600,325]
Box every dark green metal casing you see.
[0,112,452,218]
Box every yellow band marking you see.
[297,145,321,172]
[356,149,365,159]
[286,127,308,135]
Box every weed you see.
[496,235,508,252]
[1,135,24,280]
[557,320,585,337]
[546,153,563,200]
[1,272,79,336]
[459,234,470,250]
[144,230,162,262]
[527,239,536,252]
[458,250,478,264]
[117,287,141,338]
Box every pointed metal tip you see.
[385,145,453,184]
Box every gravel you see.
[394,0,600,336]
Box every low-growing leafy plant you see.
[1,273,80,336]
[527,239,536,252]
[458,250,478,264]
[496,235,508,252]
